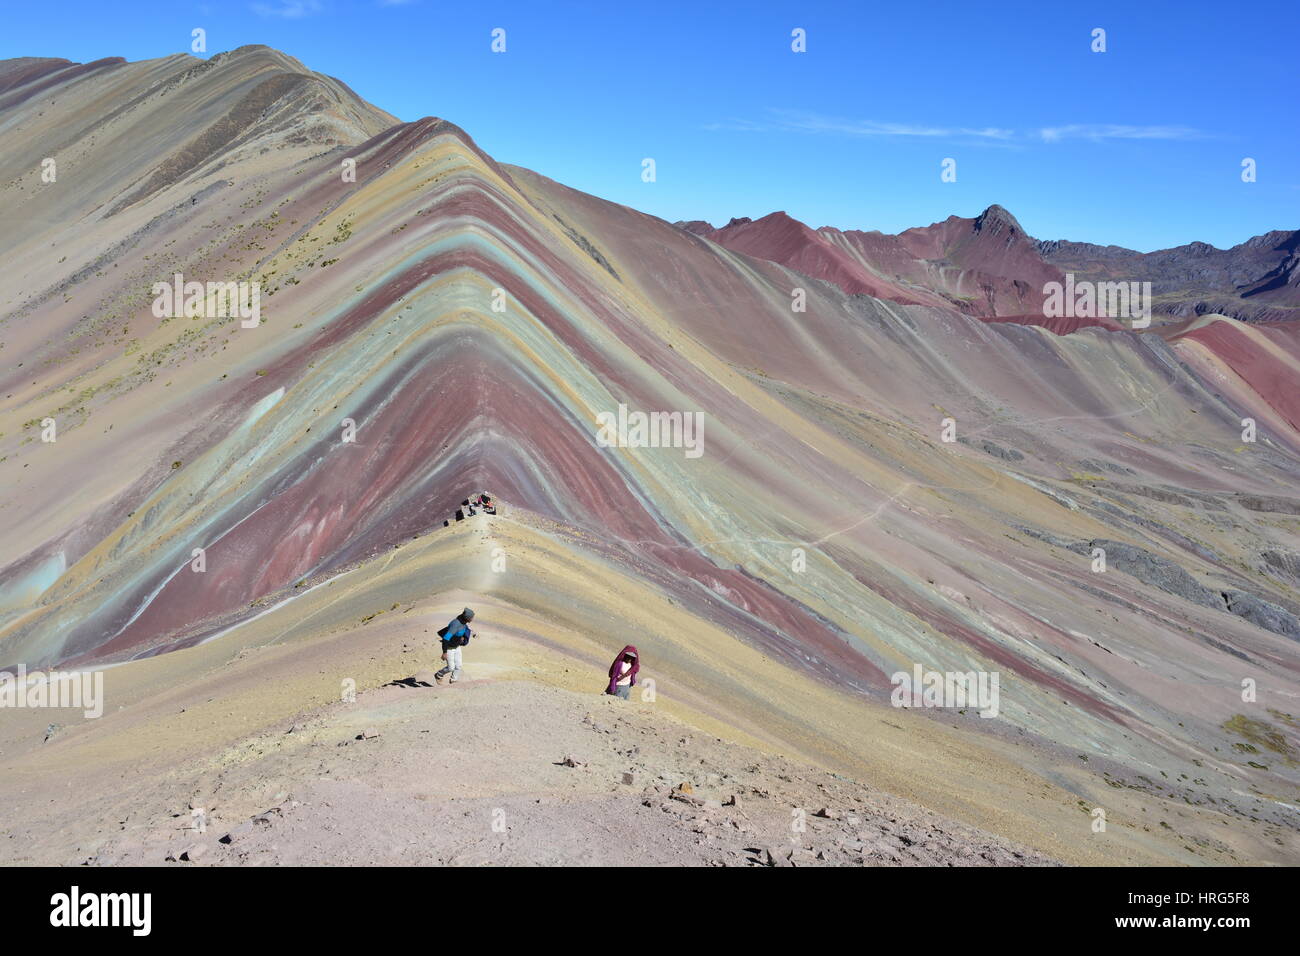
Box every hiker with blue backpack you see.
[435,607,475,684]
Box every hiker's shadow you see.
[385,675,436,689]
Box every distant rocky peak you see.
[973,204,1025,237]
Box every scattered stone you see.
[675,782,694,795]
[621,772,636,786]
[764,845,794,867]
[559,755,585,768]
[358,728,380,740]
[219,821,255,845]
[178,844,207,862]
[724,794,740,808]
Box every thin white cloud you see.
[706,112,1205,147]
[1038,124,1203,143]
[706,109,1014,141]
[251,0,323,18]
[773,110,1016,140]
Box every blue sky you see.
[4,0,1296,251]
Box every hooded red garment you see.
[606,645,640,696]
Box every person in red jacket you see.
[605,645,639,699]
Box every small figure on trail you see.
[435,607,475,684]
[605,645,639,699]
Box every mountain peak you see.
[973,204,1025,235]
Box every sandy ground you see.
[62,679,1058,868]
